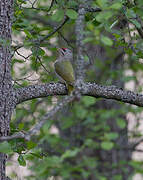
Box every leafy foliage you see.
[4,0,143,179]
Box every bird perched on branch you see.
[54,48,75,94]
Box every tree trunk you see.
[0,1,13,179]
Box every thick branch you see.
[84,83,143,107]
[0,132,25,142]
[2,83,143,142]
[15,82,143,107]
[15,82,67,104]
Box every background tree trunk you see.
[54,34,133,179]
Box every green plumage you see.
[54,60,75,94]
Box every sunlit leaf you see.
[101,35,113,46]
[52,9,64,22]
[18,155,26,166]
[101,141,114,150]
[110,3,122,10]
[66,9,78,19]
[116,118,126,129]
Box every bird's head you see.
[58,48,73,60]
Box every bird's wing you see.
[54,60,75,84]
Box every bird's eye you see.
[62,48,66,52]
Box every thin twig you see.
[37,56,50,74]
[15,50,32,61]
[35,16,69,44]
[46,0,55,14]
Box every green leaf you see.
[61,148,80,160]
[82,96,95,107]
[18,155,26,166]
[52,9,64,22]
[66,9,78,19]
[110,3,122,10]
[75,106,87,119]
[83,37,94,43]
[18,123,24,130]
[101,36,113,46]
[129,160,141,169]
[84,139,94,147]
[101,177,108,180]
[0,142,13,154]
[24,29,33,39]
[68,0,78,7]
[32,47,45,56]
[113,175,122,180]
[101,141,114,150]
[30,152,43,159]
[116,118,126,129]
[17,0,27,4]
[137,0,143,5]
[42,121,52,134]
[135,7,143,17]
[96,0,108,9]
[96,11,113,22]
[26,141,37,150]
[126,9,136,19]
[15,9,23,16]
[130,19,141,28]
[104,132,119,140]
[62,118,74,129]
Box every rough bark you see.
[15,82,143,107]
[0,1,14,179]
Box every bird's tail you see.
[68,84,74,95]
